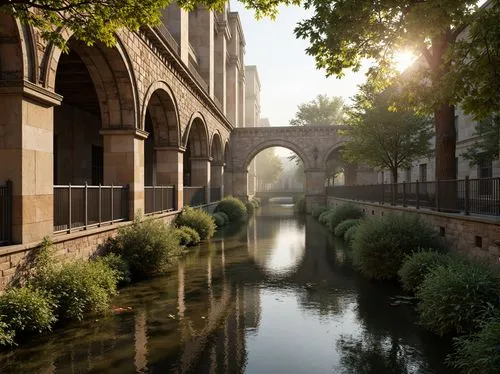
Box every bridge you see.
[253,189,305,204]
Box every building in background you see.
[244,65,261,194]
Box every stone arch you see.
[183,113,209,157]
[322,143,346,167]
[224,141,231,166]
[242,139,310,172]
[210,131,224,163]
[142,81,180,147]
[47,34,139,129]
[0,14,37,82]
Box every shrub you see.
[344,224,359,245]
[352,214,444,280]
[0,287,56,335]
[326,204,364,232]
[398,250,451,293]
[212,212,228,228]
[215,197,247,222]
[245,201,255,216]
[95,253,131,285]
[448,315,500,374]
[318,210,334,225]
[0,320,14,347]
[334,219,361,238]
[311,206,328,220]
[117,217,181,277]
[176,206,216,240]
[293,195,306,214]
[417,260,500,336]
[175,225,201,246]
[251,198,260,208]
[33,260,119,321]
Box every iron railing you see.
[327,177,500,216]
[184,186,207,207]
[144,185,176,215]
[54,184,129,233]
[0,180,12,246]
[210,186,222,203]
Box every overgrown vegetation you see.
[214,196,247,222]
[312,205,328,219]
[326,204,364,233]
[333,219,361,238]
[212,212,229,228]
[398,250,451,293]
[174,226,201,247]
[176,206,216,240]
[293,195,306,214]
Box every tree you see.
[462,115,500,166]
[255,148,283,186]
[0,0,300,48]
[289,94,344,126]
[295,1,500,181]
[342,85,433,184]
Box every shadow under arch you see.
[243,139,310,172]
[210,131,224,163]
[182,113,209,157]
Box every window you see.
[419,164,427,182]
[478,159,493,195]
[406,167,411,182]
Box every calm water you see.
[0,204,455,374]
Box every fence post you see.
[402,181,407,207]
[161,186,164,212]
[98,184,102,226]
[464,176,470,215]
[6,180,12,244]
[435,180,440,212]
[416,180,420,209]
[68,183,72,233]
[381,182,385,205]
[153,184,156,214]
[84,182,88,230]
[173,185,177,211]
[391,183,396,206]
[111,183,114,223]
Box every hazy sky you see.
[231,2,368,126]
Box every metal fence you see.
[54,184,129,233]
[210,186,222,203]
[184,186,207,207]
[144,185,176,215]
[326,177,500,216]
[0,180,12,246]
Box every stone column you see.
[214,17,227,114]
[190,157,211,203]
[238,69,245,127]
[155,147,183,210]
[224,166,233,197]
[101,129,147,219]
[211,162,224,199]
[226,57,239,126]
[0,84,61,244]
[231,170,248,201]
[305,168,326,213]
[163,4,189,64]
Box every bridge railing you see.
[184,186,207,207]
[144,185,176,215]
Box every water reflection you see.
[0,204,455,373]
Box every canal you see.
[0,204,455,373]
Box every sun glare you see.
[394,51,416,73]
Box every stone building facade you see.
[244,65,261,194]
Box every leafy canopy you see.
[462,114,500,165]
[0,0,301,48]
[342,83,433,183]
[289,94,344,126]
[255,148,283,185]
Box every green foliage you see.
[311,205,328,220]
[343,224,359,245]
[175,206,216,241]
[352,214,444,280]
[212,212,228,228]
[398,250,451,293]
[417,260,500,336]
[215,197,247,222]
[462,115,500,166]
[255,148,283,185]
[326,204,364,233]
[343,86,433,183]
[31,260,118,321]
[116,216,180,277]
[448,315,500,374]
[245,201,255,216]
[251,198,261,208]
[293,195,306,214]
[290,94,344,126]
[175,225,201,246]
[0,287,56,336]
[334,219,360,238]
[318,210,334,225]
[0,320,14,347]
[95,253,131,285]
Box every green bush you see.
[0,287,56,335]
[352,214,444,280]
[293,195,306,214]
[95,253,131,285]
[251,198,260,208]
[326,204,364,232]
[175,225,201,246]
[33,260,118,321]
[417,260,500,336]
[398,250,451,293]
[448,315,500,374]
[334,219,361,238]
[318,210,334,225]
[176,206,216,240]
[0,320,14,347]
[311,205,328,220]
[212,212,228,228]
[245,201,255,216]
[344,224,359,245]
[117,217,181,277]
[32,260,118,321]
[215,197,247,222]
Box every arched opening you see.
[183,117,209,206]
[0,14,24,81]
[53,37,137,231]
[324,148,348,186]
[210,133,224,201]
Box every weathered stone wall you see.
[327,197,500,263]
